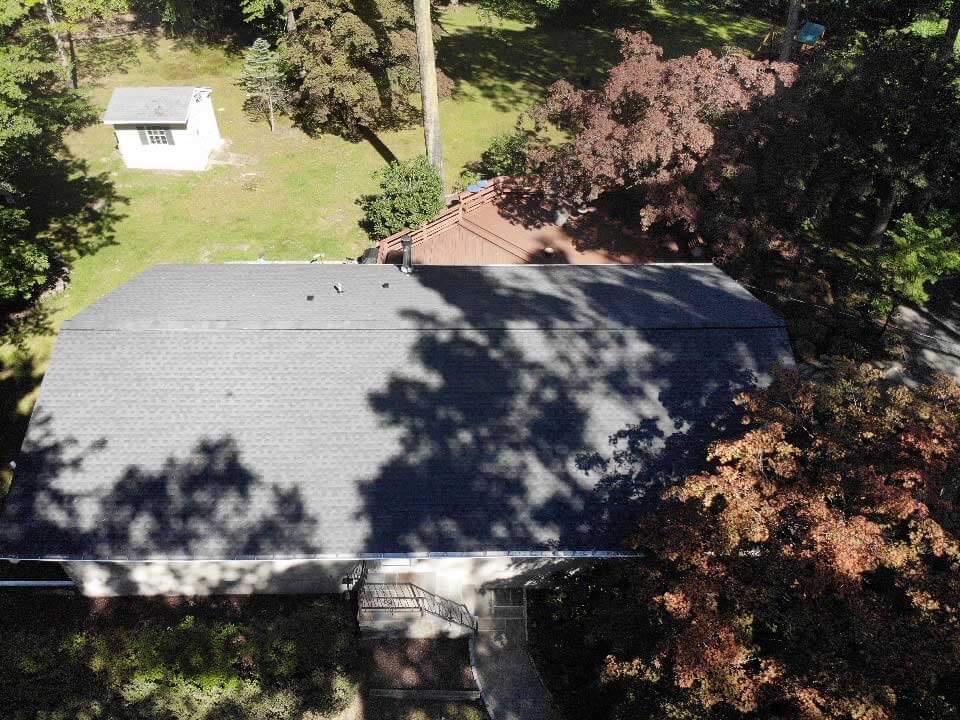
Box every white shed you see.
[103,86,223,171]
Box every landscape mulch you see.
[362,637,478,691]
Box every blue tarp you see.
[797,21,826,45]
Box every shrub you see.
[361,156,445,238]
[477,131,530,178]
[0,595,360,720]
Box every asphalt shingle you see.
[0,264,794,559]
[102,87,196,125]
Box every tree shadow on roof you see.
[2,433,321,563]
[357,265,791,553]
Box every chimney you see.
[400,234,413,274]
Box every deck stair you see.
[359,582,478,634]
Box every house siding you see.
[110,93,222,171]
[62,556,614,596]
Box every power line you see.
[740,282,960,356]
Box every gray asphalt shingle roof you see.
[103,86,196,125]
[0,264,794,560]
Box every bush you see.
[0,594,360,720]
[361,156,445,238]
[456,130,531,190]
[477,131,530,178]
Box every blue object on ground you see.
[467,183,482,192]
[797,21,825,45]
[478,179,491,188]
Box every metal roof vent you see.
[333,282,344,294]
[400,235,413,275]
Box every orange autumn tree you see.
[533,361,960,719]
[611,361,960,718]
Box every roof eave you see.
[103,115,190,126]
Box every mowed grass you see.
[0,1,772,471]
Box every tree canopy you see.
[532,360,960,720]
[0,1,121,327]
[530,31,798,216]
[282,0,420,139]
[360,154,444,238]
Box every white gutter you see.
[1,550,641,563]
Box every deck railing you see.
[378,176,533,263]
[359,582,478,633]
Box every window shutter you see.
[165,128,175,146]
[137,126,148,145]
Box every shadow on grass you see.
[437,0,773,111]
[76,31,162,85]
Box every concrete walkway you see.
[470,590,556,720]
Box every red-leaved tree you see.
[531,31,797,223]
[531,361,960,719]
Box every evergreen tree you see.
[869,210,960,331]
[240,37,288,132]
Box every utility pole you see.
[413,0,444,180]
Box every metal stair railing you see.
[342,560,367,590]
[360,582,478,633]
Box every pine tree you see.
[240,37,288,132]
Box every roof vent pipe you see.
[400,235,413,274]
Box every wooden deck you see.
[378,178,688,266]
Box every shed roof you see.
[103,86,197,125]
[0,264,794,560]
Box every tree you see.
[241,0,297,34]
[413,0,443,178]
[283,0,420,140]
[476,129,530,177]
[531,31,797,217]
[240,38,288,132]
[42,0,129,88]
[942,0,960,61]
[868,210,960,330]
[534,360,960,720]
[780,0,802,61]
[360,155,444,238]
[647,32,960,284]
[0,2,121,316]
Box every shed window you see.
[137,126,174,146]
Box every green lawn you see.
[0,1,772,475]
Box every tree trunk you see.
[43,0,77,89]
[780,0,802,62]
[66,28,79,89]
[939,0,960,62]
[267,96,275,133]
[413,0,444,180]
[869,179,896,241]
[878,302,898,338]
[285,7,297,33]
